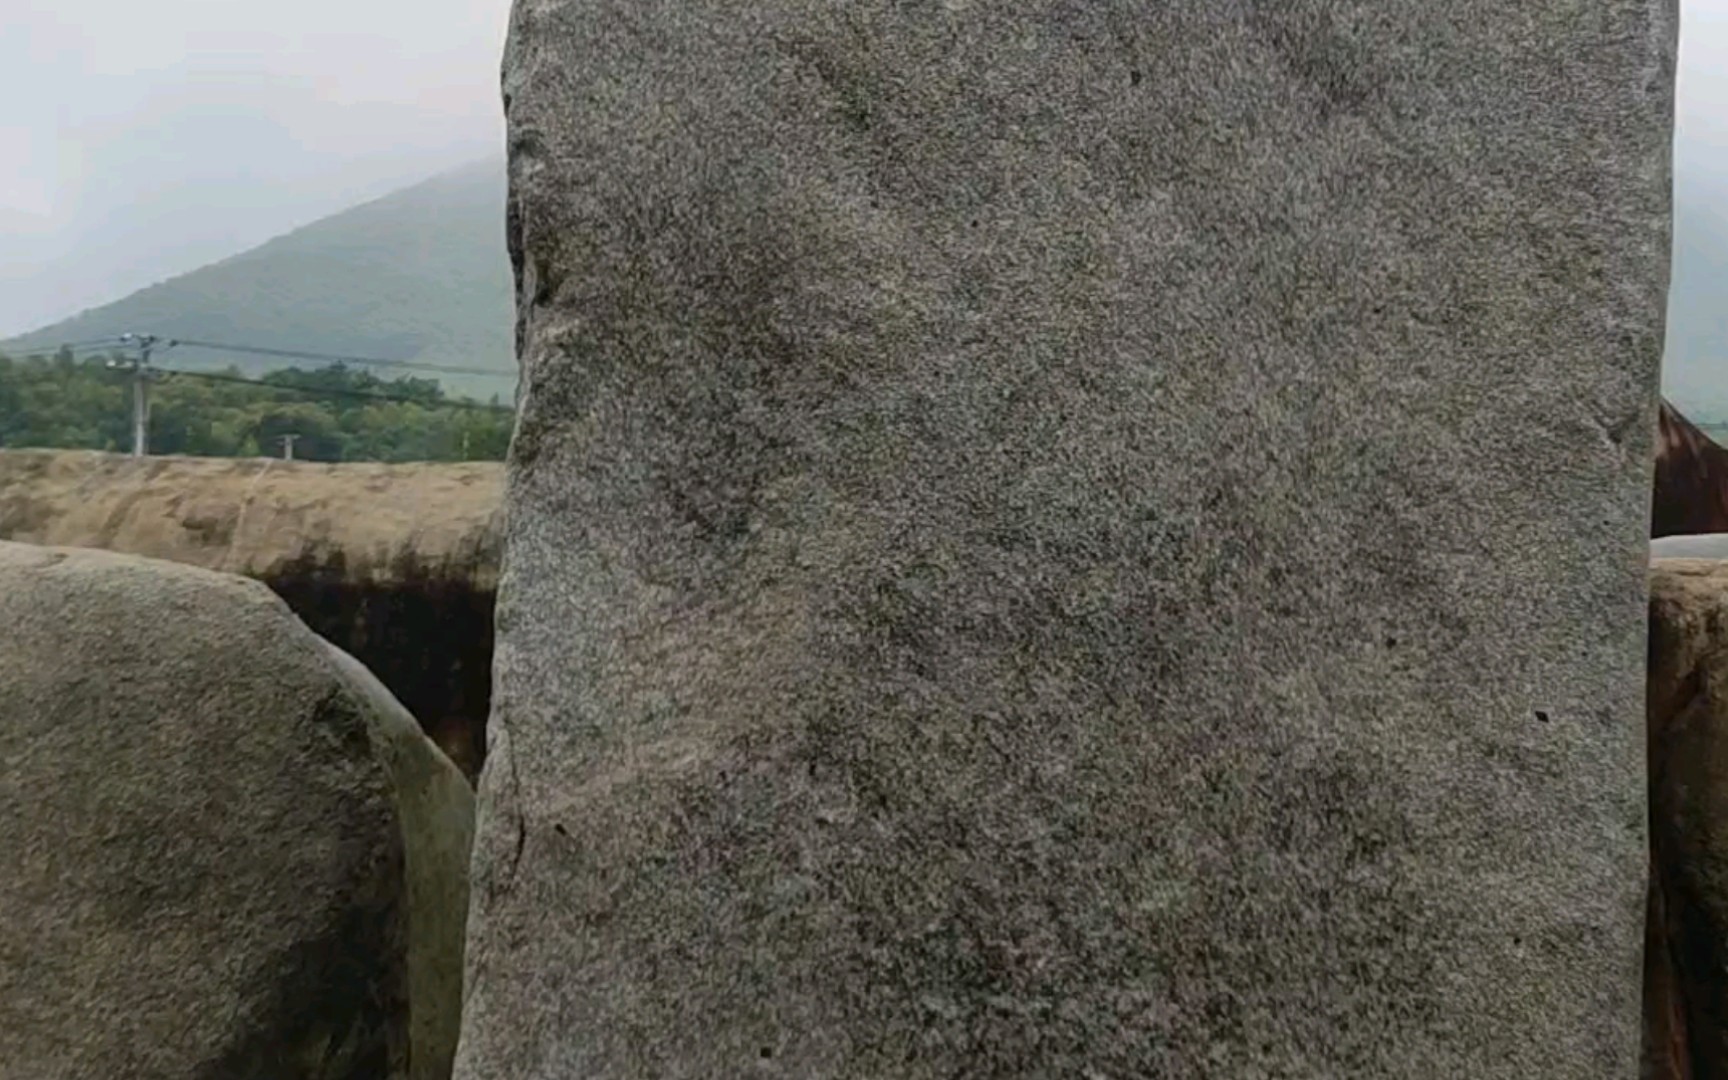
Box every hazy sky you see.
[0,0,510,336]
[1678,2,1728,219]
[4,1,1728,349]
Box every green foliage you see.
[0,352,514,464]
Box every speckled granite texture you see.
[457,3,1677,1076]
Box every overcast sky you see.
[1678,1,1728,195]
[4,1,1728,345]
[0,0,510,336]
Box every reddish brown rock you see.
[1652,401,1728,539]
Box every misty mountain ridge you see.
[5,153,1726,417]
[1,157,516,402]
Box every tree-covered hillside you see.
[0,349,512,463]
[1,159,516,402]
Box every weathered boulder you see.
[0,541,474,1080]
[462,2,1676,1076]
[1646,559,1728,1079]
[0,449,503,778]
[319,640,478,1080]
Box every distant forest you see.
[0,349,513,463]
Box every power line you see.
[9,331,514,459]
[10,339,510,412]
[109,334,169,457]
[168,337,513,380]
[14,334,514,382]
[11,339,130,356]
[155,365,514,414]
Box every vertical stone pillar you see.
[459,3,1677,1075]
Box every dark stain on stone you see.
[262,547,496,781]
[1249,7,1385,122]
[195,876,408,1080]
[180,513,235,547]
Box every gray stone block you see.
[458,3,1678,1076]
[0,542,474,1080]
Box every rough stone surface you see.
[322,641,477,1080]
[0,541,474,1080]
[460,3,1677,1076]
[1645,560,1728,1079]
[0,449,503,778]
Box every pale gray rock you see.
[1651,533,1728,560]
[0,541,474,1080]
[459,2,1678,1076]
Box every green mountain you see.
[8,150,1727,417]
[3,158,516,402]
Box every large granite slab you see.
[458,3,1677,1075]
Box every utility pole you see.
[279,434,300,461]
[109,333,173,457]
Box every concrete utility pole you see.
[109,334,172,458]
[279,434,299,461]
